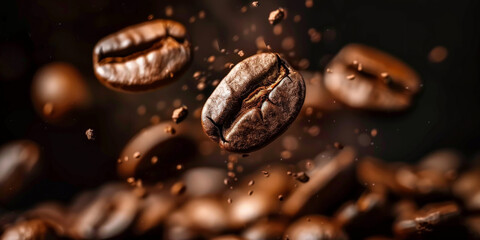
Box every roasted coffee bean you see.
[134,188,177,235]
[0,219,59,240]
[283,215,348,240]
[242,219,287,240]
[0,140,41,204]
[93,20,191,92]
[393,201,460,239]
[453,167,480,211]
[281,147,356,217]
[22,202,67,236]
[202,53,305,153]
[166,197,230,239]
[117,122,197,182]
[324,44,421,111]
[31,62,90,124]
[67,183,139,239]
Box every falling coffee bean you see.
[31,62,90,124]
[324,44,421,111]
[117,122,197,182]
[93,20,191,92]
[202,53,305,153]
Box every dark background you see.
[0,0,479,209]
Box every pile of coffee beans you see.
[0,2,477,240]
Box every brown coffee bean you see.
[1,219,59,240]
[242,219,287,240]
[117,122,197,182]
[0,140,41,204]
[93,20,191,92]
[31,62,90,124]
[67,183,139,239]
[281,147,356,217]
[23,202,68,235]
[324,44,421,111]
[134,189,177,235]
[283,215,348,240]
[453,167,480,211]
[202,53,305,153]
[393,201,460,239]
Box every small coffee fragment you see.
[171,181,187,195]
[85,128,95,140]
[172,105,188,124]
[268,8,286,25]
[294,172,310,183]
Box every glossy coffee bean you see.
[202,53,305,153]
[0,140,41,204]
[283,215,348,240]
[393,201,460,239]
[0,219,59,240]
[324,44,421,111]
[31,62,90,124]
[117,122,197,182]
[93,20,191,92]
[67,183,139,239]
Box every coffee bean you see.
[283,215,348,240]
[134,189,177,235]
[0,140,41,204]
[202,53,305,153]
[93,20,191,92]
[31,62,90,124]
[324,44,421,111]
[117,122,197,182]
[242,219,287,240]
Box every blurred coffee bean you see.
[22,202,67,236]
[242,218,287,240]
[393,201,460,239]
[67,183,139,239]
[282,147,356,216]
[0,219,59,240]
[166,197,230,240]
[324,44,421,111]
[300,71,341,113]
[417,149,461,176]
[202,53,305,153]
[181,167,226,197]
[453,167,480,211]
[117,122,198,183]
[0,140,41,204]
[283,215,348,240]
[134,188,177,235]
[334,188,389,238]
[93,20,191,92]
[211,235,245,240]
[31,62,90,124]
[229,190,281,228]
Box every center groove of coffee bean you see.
[98,36,184,64]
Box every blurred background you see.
[0,0,479,211]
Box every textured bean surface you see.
[93,20,191,92]
[201,53,305,153]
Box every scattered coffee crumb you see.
[164,126,176,135]
[240,6,248,13]
[85,129,95,140]
[248,190,254,196]
[151,156,158,164]
[357,63,363,71]
[294,172,310,183]
[428,46,448,63]
[248,180,255,186]
[251,1,259,7]
[198,10,206,19]
[176,164,183,170]
[268,8,286,25]
[380,72,389,78]
[133,151,141,159]
[227,198,233,204]
[43,102,54,116]
[165,6,173,17]
[224,178,230,185]
[305,0,314,8]
[171,181,186,195]
[347,74,356,80]
[238,50,245,57]
[326,68,332,73]
[127,177,135,184]
[278,194,284,201]
[172,105,188,124]
[262,170,270,177]
[371,129,378,137]
[137,105,146,116]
